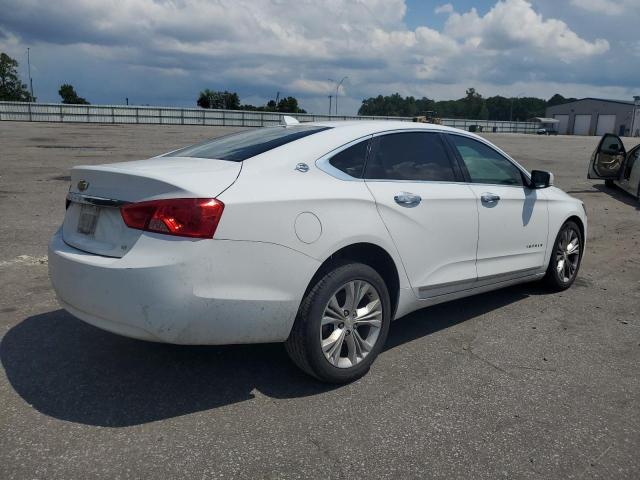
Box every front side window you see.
[364,132,457,182]
[624,146,639,179]
[166,125,331,161]
[328,140,369,178]
[448,135,524,186]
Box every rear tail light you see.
[120,198,224,238]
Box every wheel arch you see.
[566,214,585,241]
[303,242,401,318]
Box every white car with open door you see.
[49,120,587,383]
[588,133,640,199]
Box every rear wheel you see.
[543,220,583,291]
[285,263,391,383]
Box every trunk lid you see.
[63,157,241,257]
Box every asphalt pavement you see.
[1,122,639,479]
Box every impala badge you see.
[77,180,89,192]
[295,163,309,173]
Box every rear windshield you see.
[165,125,331,161]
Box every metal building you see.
[545,97,640,136]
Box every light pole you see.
[328,76,348,115]
[27,47,34,101]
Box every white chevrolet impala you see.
[49,120,587,383]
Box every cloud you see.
[0,0,630,112]
[568,0,636,16]
[444,0,609,60]
[435,3,454,14]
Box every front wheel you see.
[543,220,583,291]
[604,179,615,188]
[285,263,391,383]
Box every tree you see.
[547,93,576,107]
[0,52,34,101]
[58,84,89,104]
[358,93,435,117]
[197,89,240,109]
[485,96,511,120]
[275,96,306,113]
[462,88,484,119]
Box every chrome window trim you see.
[66,192,129,208]
[315,127,533,186]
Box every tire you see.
[285,262,391,383]
[543,220,583,291]
[604,179,615,188]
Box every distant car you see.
[537,128,558,136]
[49,120,587,383]
[588,133,640,199]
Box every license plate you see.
[77,204,100,235]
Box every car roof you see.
[273,120,529,177]
[292,120,489,145]
[310,120,462,134]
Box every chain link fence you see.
[0,101,539,133]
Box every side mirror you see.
[530,170,553,189]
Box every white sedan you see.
[49,120,587,383]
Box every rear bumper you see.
[48,229,320,344]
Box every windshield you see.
[165,125,331,161]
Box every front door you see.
[445,134,548,281]
[618,144,640,196]
[363,131,479,298]
[588,134,625,180]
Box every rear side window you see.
[328,140,369,178]
[166,125,331,161]
[448,135,524,186]
[364,132,456,181]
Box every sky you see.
[0,0,638,115]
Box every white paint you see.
[49,121,587,345]
[294,212,322,244]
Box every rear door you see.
[363,131,479,298]
[588,134,625,180]
[445,133,548,281]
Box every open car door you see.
[588,133,625,179]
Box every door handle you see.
[480,193,500,204]
[394,192,422,208]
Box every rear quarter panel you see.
[215,138,412,293]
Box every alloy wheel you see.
[320,280,383,369]
[555,226,580,283]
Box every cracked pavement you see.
[1,123,639,479]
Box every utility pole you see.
[328,95,332,116]
[27,47,34,101]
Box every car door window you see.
[328,139,369,178]
[448,135,524,186]
[364,132,457,181]
[623,146,639,179]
